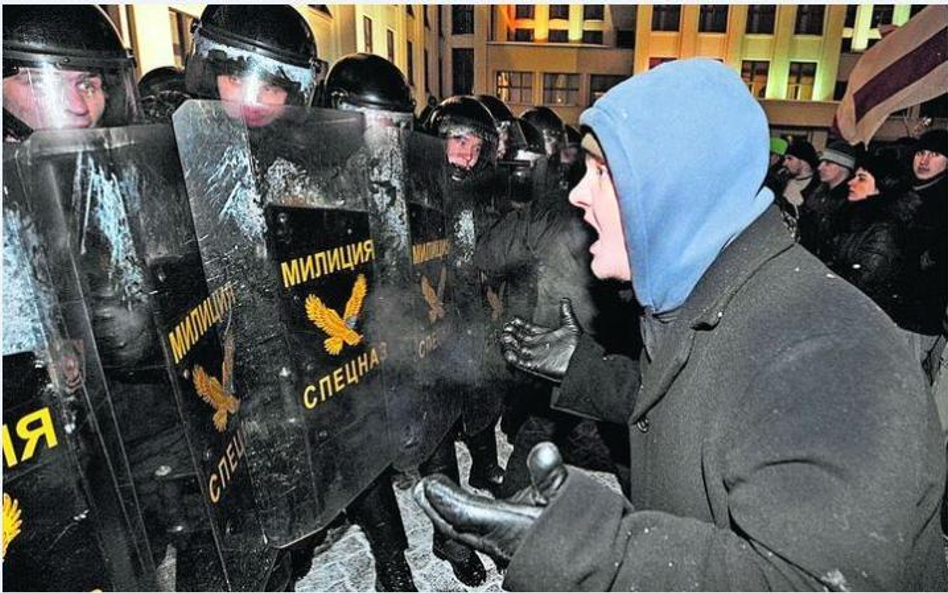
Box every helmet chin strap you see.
[3,108,34,142]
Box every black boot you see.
[421,431,487,587]
[432,530,487,587]
[347,472,417,592]
[374,553,417,592]
[465,424,504,497]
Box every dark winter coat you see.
[798,180,850,261]
[473,202,598,328]
[906,173,948,336]
[503,208,947,591]
[826,191,917,328]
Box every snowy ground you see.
[296,425,620,592]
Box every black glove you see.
[499,298,581,383]
[413,442,567,566]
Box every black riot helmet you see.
[185,5,322,117]
[324,53,415,128]
[476,95,528,160]
[502,118,549,204]
[426,96,499,182]
[2,5,140,140]
[521,106,567,157]
[138,66,189,124]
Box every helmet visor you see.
[185,34,319,124]
[2,58,139,133]
[337,102,414,130]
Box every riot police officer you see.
[184,5,322,128]
[562,124,586,190]
[2,5,140,141]
[520,107,571,207]
[520,106,567,160]
[138,65,189,124]
[325,57,489,588]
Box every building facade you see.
[104,4,944,147]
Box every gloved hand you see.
[413,442,567,566]
[499,298,581,383]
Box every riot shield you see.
[435,157,508,437]
[14,125,279,590]
[362,127,462,470]
[173,101,393,546]
[2,148,156,591]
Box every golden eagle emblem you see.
[305,274,368,355]
[192,328,240,432]
[486,281,506,321]
[3,493,22,560]
[421,266,447,323]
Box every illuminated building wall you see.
[102,4,942,143]
[106,4,438,111]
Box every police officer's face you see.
[446,133,483,170]
[913,149,947,181]
[3,68,107,131]
[569,154,631,282]
[216,74,288,127]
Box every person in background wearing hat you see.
[798,140,858,261]
[413,59,946,591]
[905,129,948,446]
[772,138,820,238]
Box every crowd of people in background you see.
[769,130,948,400]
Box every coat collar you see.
[631,206,794,423]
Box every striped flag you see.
[835,5,948,144]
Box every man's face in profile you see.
[3,68,107,131]
[216,73,288,128]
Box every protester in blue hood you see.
[415,59,946,591]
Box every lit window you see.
[787,62,817,100]
[543,73,580,106]
[496,71,533,104]
[741,60,769,98]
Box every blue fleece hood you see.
[580,59,773,313]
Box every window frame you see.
[496,70,534,105]
[452,5,475,35]
[741,60,769,99]
[794,5,825,36]
[652,5,682,32]
[698,5,729,34]
[543,72,580,106]
[787,61,817,100]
